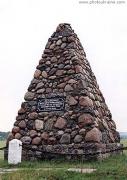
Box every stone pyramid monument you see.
[5,23,122,160]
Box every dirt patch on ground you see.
[67,168,96,173]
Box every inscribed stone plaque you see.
[37,97,65,112]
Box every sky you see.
[0,0,127,132]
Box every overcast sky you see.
[0,0,127,132]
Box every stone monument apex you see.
[5,23,121,160]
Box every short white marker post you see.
[8,139,22,164]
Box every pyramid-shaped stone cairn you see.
[5,23,122,160]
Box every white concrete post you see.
[8,139,22,164]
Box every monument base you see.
[4,143,123,161]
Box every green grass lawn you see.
[0,140,6,148]
[0,155,127,180]
[0,139,127,180]
[121,139,127,155]
[0,140,6,160]
[121,139,127,146]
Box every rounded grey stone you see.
[74,135,83,143]
[24,92,35,101]
[60,133,70,144]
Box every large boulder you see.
[60,133,71,144]
[54,117,66,129]
[24,92,35,101]
[32,137,41,145]
[74,135,83,143]
[21,136,31,145]
[78,114,94,128]
[85,128,102,142]
[35,120,44,130]
[79,96,93,107]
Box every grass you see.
[121,139,127,155]
[0,141,6,160]
[1,155,127,180]
[0,139,127,180]
[121,139,127,146]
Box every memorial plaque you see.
[37,97,65,112]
